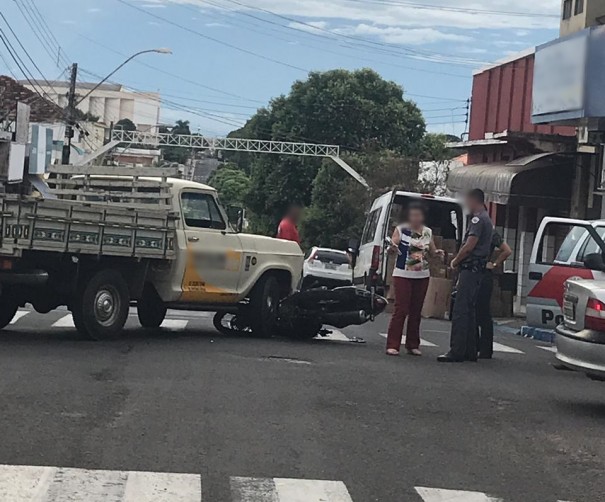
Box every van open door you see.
[352,190,396,291]
[528,217,605,329]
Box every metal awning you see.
[446,153,575,208]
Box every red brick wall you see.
[468,54,575,141]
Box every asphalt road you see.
[0,307,604,501]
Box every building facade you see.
[21,81,161,133]
[561,0,605,36]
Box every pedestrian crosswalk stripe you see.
[378,333,438,347]
[161,320,189,331]
[492,342,524,354]
[415,486,503,501]
[52,314,74,328]
[0,464,202,501]
[10,311,29,325]
[537,345,557,353]
[231,476,353,502]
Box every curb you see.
[518,325,555,344]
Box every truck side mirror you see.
[236,209,245,233]
[584,253,605,271]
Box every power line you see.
[116,0,311,73]
[220,0,485,67]
[75,32,265,103]
[341,0,559,18]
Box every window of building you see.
[574,0,584,15]
[562,0,573,19]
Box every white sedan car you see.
[302,247,352,290]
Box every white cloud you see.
[87,7,101,13]
[149,0,559,31]
[205,22,231,28]
[336,24,471,45]
[287,21,330,35]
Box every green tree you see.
[302,151,421,249]
[114,118,136,131]
[207,164,251,206]
[161,120,192,164]
[418,133,460,195]
[228,68,426,236]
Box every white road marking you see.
[317,330,350,342]
[10,311,29,324]
[415,487,503,501]
[378,333,437,347]
[0,464,201,501]
[492,342,524,354]
[52,314,74,328]
[160,320,189,331]
[231,477,352,501]
[537,345,557,353]
[122,471,202,501]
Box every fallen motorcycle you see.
[213,286,387,339]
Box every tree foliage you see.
[161,120,191,164]
[227,69,426,238]
[114,118,136,131]
[207,163,251,206]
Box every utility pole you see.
[62,63,78,165]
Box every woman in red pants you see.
[386,203,444,356]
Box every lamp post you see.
[62,48,172,164]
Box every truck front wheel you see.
[137,284,167,329]
[74,269,130,340]
[249,275,280,338]
[0,297,18,330]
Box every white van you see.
[350,190,466,294]
[528,217,605,330]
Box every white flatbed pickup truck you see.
[0,166,303,340]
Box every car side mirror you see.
[236,209,245,233]
[347,238,360,268]
[584,253,605,271]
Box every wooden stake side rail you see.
[0,195,177,260]
[46,165,177,209]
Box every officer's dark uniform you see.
[475,231,503,358]
[449,210,493,361]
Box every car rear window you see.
[314,251,349,265]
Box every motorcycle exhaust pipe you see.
[321,310,369,328]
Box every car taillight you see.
[371,245,381,270]
[585,298,605,331]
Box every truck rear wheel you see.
[74,269,130,340]
[249,275,280,338]
[137,284,167,329]
[0,297,18,330]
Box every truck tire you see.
[0,298,18,330]
[74,269,130,340]
[249,275,280,338]
[137,284,167,329]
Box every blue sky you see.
[1,0,561,137]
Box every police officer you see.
[438,189,493,363]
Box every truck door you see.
[179,190,244,303]
[527,217,605,329]
[353,190,395,289]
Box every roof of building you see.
[473,46,536,76]
[0,75,64,122]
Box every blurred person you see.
[438,189,493,363]
[386,202,444,357]
[277,204,302,244]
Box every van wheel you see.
[75,269,130,340]
[0,297,18,330]
[249,275,280,338]
[137,284,167,329]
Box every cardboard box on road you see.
[422,277,453,319]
